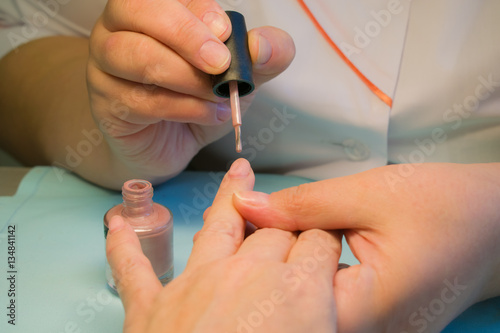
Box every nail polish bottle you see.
[104,179,173,293]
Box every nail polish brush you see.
[212,11,255,153]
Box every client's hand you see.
[106,158,341,333]
[233,162,500,333]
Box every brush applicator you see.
[212,11,255,153]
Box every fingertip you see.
[106,215,134,257]
[227,158,252,179]
[202,10,231,40]
[108,215,125,234]
[217,159,255,193]
[248,27,295,75]
[185,3,232,73]
[199,39,231,72]
[252,33,273,66]
[216,102,232,122]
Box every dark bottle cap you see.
[212,11,255,98]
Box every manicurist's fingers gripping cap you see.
[212,11,255,98]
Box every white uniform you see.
[1,0,499,179]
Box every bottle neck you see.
[122,179,154,218]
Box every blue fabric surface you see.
[0,167,498,332]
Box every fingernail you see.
[202,11,229,38]
[228,158,251,178]
[108,215,124,233]
[216,102,231,122]
[256,34,272,65]
[234,191,270,207]
[200,40,230,69]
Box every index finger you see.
[186,158,255,270]
[103,0,231,73]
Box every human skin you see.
[106,158,340,332]
[0,0,295,189]
[233,162,500,332]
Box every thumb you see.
[233,178,369,231]
[248,27,296,86]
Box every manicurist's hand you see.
[106,159,340,333]
[87,1,295,186]
[233,162,500,333]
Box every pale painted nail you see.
[202,11,229,38]
[256,34,272,65]
[228,159,251,179]
[200,40,230,69]
[216,103,232,122]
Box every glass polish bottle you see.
[104,179,173,293]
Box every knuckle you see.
[222,257,257,282]
[204,219,236,237]
[115,0,143,30]
[85,61,101,88]
[113,254,152,288]
[101,32,121,57]
[140,62,163,86]
[122,83,156,113]
[169,16,201,46]
[301,275,332,297]
[279,183,314,216]
[105,235,133,260]
[89,17,106,52]
[197,219,242,245]
[227,256,254,271]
